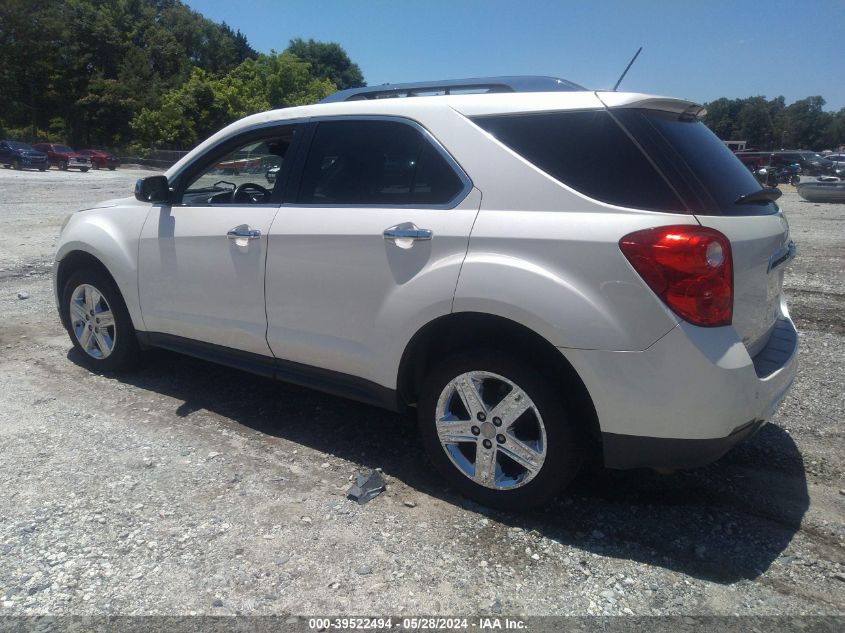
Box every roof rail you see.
[319,75,585,103]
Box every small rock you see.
[833,572,845,582]
[212,598,223,607]
[301,516,312,524]
[600,589,616,603]
[321,462,330,468]
[207,452,221,460]
[329,581,340,589]
[356,565,372,576]
[839,489,845,496]
[403,500,417,508]
[531,553,540,561]
[17,291,29,300]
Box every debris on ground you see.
[346,469,386,505]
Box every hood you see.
[18,149,47,158]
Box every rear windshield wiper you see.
[735,187,782,205]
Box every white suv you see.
[54,77,798,509]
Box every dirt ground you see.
[0,167,842,617]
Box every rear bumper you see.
[561,302,798,470]
[602,419,765,470]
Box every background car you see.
[32,143,91,172]
[77,149,119,170]
[0,140,48,171]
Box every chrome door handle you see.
[227,226,261,240]
[383,225,433,241]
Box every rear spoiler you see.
[596,92,706,119]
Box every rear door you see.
[614,108,793,356]
[264,117,479,387]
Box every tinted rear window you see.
[615,109,777,215]
[473,111,684,212]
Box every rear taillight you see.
[619,225,733,327]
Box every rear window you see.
[473,111,684,212]
[614,109,777,216]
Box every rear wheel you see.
[108,166,116,171]
[418,351,584,510]
[59,160,68,170]
[12,159,21,170]
[92,161,100,170]
[80,167,89,173]
[61,268,140,372]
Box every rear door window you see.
[296,119,466,206]
[473,110,685,212]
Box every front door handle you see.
[227,226,261,240]
[383,224,433,241]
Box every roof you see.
[320,76,585,103]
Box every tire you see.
[108,166,116,171]
[61,268,141,372]
[59,160,68,171]
[789,175,800,186]
[92,161,100,170]
[80,167,89,173]
[418,351,584,510]
[38,166,46,171]
[12,159,21,170]
[3,164,10,169]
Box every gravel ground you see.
[0,167,843,617]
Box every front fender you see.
[54,204,151,331]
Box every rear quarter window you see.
[473,110,685,212]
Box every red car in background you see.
[78,149,120,170]
[32,143,91,172]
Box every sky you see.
[187,0,845,110]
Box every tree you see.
[131,53,334,147]
[285,38,365,90]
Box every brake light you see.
[619,225,733,327]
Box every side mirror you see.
[135,175,170,203]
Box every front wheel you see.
[418,351,584,510]
[12,159,21,170]
[61,268,141,372]
[59,160,68,170]
[80,167,89,173]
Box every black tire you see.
[12,159,21,170]
[38,167,46,171]
[92,161,100,170]
[789,175,800,186]
[108,166,116,171]
[59,160,68,171]
[418,351,584,510]
[3,164,10,169]
[61,268,141,372]
[80,167,89,173]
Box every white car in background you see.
[54,76,798,509]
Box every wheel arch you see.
[398,312,601,442]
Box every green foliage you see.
[286,38,366,90]
[0,0,359,149]
[703,95,845,151]
[131,54,335,147]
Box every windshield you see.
[7,141,34,150]
[55,145,74,153]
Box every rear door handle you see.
[227,226,261,240]
[383,224,433,241]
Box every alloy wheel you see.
[69,284,117,359]
[435,371,547,490]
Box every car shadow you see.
[69,347,809,584]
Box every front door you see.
[138,125,300,356]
